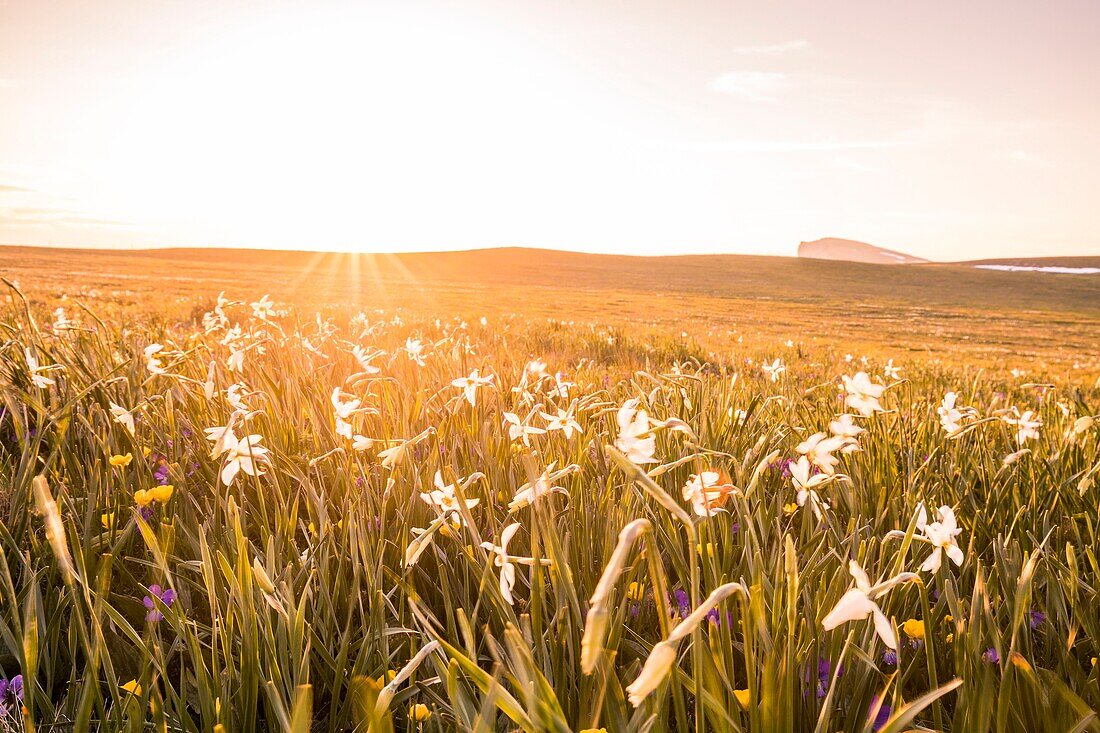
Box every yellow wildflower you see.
[101,513,115,529]
[376,669,397,686]
[734,689,750,708]
[408,703,431,721]
[783,502,798,516]
[121,679,142,696]
[696,542,715,557]
[902,618,925,641]
[134,489,154,508]
[109,453,133,468]
[150,484,174,503]
[627,581,645,601]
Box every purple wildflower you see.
[0,674,24,710]
[868,695,892,731]
[769,457,794,478]
[982,648,1000,664]
[143,584,176,623]
[882,649,897,666]
[1029,610,1045,630]
[671,588,691,618]
[803,657,836,699]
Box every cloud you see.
[994,149,1051,168]
[678,139,910,153]
[0,184,34,193]
[709,71,791,100]
[734,40,809,56]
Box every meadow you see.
[1,247,1099,732]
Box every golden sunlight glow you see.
[1,1,1098,257]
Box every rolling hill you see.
[797,238,930,265]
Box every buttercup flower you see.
[109,452,133,468]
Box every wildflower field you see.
[1,249,1099,732]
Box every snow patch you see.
[975,265,1100,275]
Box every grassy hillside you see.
[2,245,1098,379]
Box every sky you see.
[1,0,1098,260]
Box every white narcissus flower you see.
[938,392,967,436]
[479,523,550,605]
[828,413,864,453]
[251,294,275,319]
[377,428,432,469]
[789,456,832,519]
[539,401,582,439]
[421,471,480,526]
[829,413,864,440]
[404,338,426,366]
[109,401,136,436]
[795,432,846,475]
[883,359,902,380]
[25,348,56,388]
[226,384,251,414]
[144,344,166,375]
[548,372,574,400]
[226,348,245,372]
[614,399,657,465]
[626,641,678,706]
[203,360,217,401]
[503,411,546,447]
[913,504,964,572]
[761,358,785,383]
[508,464,574,512]
[1003,408,1042,445]
[682,469,738,517]
[351,345,382,374]
[822,560,919,650]
[207,428,269,486]
[331,388,363,440]
[841,371,885,416]
[451,369,494,407]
